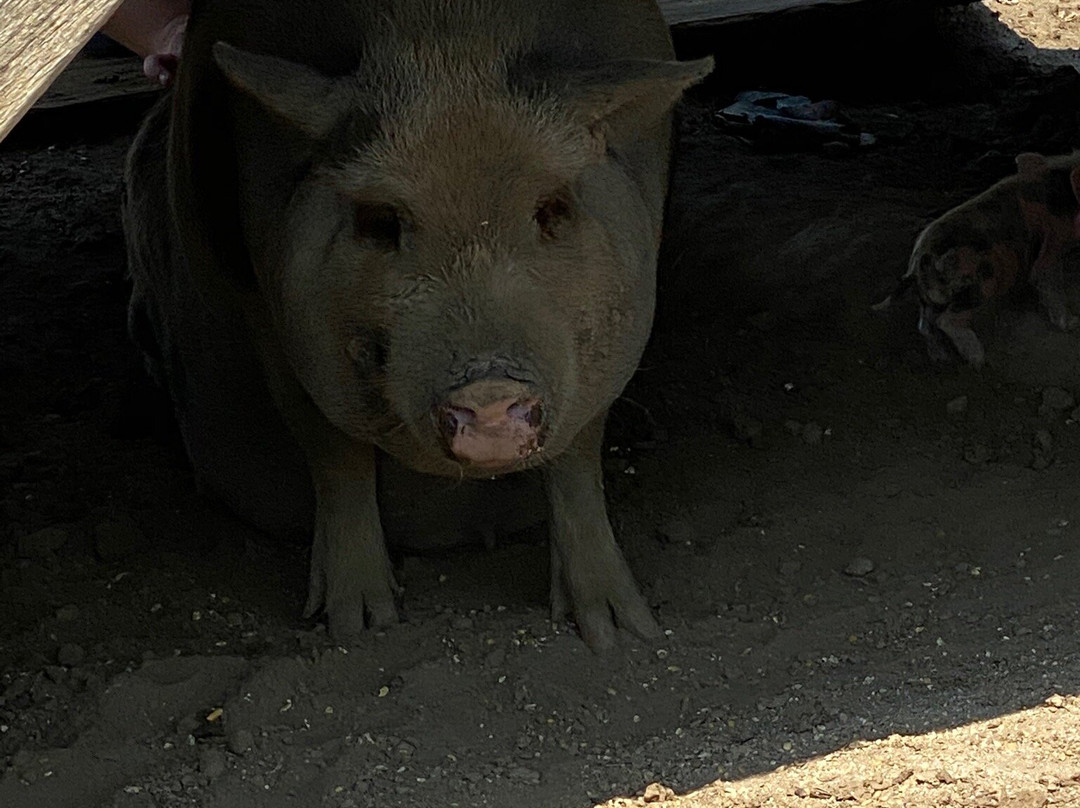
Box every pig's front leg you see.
[935,311,986,367]
[303,441,400,640]
[1032,255,1079,332]
[258,346,400,639]
[544,416,660,651]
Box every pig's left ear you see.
[564,57,714,132]
[212,42,356,139]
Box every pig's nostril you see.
[508,399,543,428]
[438,405,475,441]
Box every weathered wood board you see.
[662,0,908,26]
[0,0,127,142]
[33,56,152,111]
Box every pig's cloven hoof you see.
[327,593,398,642]
[304,559,401,641]
[551,570,661,652]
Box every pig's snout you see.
[435,378,545,471]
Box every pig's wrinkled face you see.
[252,94,657,478]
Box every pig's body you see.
[886,152,1080,366]
[124,0,710,649]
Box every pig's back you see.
[184,0,674,77]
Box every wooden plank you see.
[0,0,126,143]
[661,0,861,26]
[33,55,155,111]
[658,0,964,26]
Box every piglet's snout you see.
[436,379,545,470]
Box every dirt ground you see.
[3,3,1080,807]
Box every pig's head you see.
[894,225,1021,366]
[210,42,711,477]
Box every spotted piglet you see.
[878,152,1080,366]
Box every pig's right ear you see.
[563,57,714,132]
[212,42,352,139]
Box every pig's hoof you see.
[324,589,399,643]
[305,562,400,641]
[327,596,398,642]
[554,579,661,652]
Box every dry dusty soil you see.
[2,3,1080,807]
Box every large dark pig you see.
[123,0,711,650]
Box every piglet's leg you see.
[1032,244,1079,332]
[544,416,660,651]
[936,311,986,367]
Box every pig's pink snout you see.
[437,381,545,470]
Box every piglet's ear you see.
[212,42,354,139]
[1015,152,1048,177]
[563,56,714,131]
[871,273,915,312]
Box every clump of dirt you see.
[2,4,1080,808]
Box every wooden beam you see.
[659,0,970,27]
[0,0,126,143]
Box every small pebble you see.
[644,782,676,802]
[844,557,875,577]
[656,519,695,545]
[94,516,144,561]
[1045,694,1067,709]
[802,422,824,445]
[507,766,541,785]
[57,643,86,667]
[945,396,968,416]
[1034,429,1053,453]
[747,310,776,331]
[17,527,69,558]
[1042,387,1075,412]
[451,616,474,631]
[227,729,254,755]
[784,420,803,436]
[732,415,764,445]
[963,443,991,464]
[43,666,67,685]
[821,140,852,157]
[778,559,802,578]
[199,748,227,779]
[55,604,80,622]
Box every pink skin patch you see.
[443,398,543,471]
[144,53,180,87]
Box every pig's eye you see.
[534,192,574,241]
[354,204,402,251]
